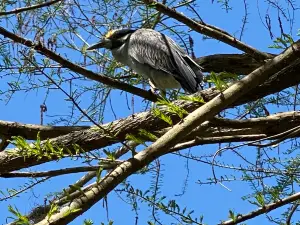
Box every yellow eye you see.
[105,30,115,38]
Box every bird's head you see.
[87,28,136,50]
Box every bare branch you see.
[0,0,62,16]
[0,163,121,178]
[0,177,49,202]
[196,53,269,74]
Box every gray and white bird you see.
[87,28,203,94]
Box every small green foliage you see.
[228,209,237,222]
[208,72,229,91]
[152,108,173,125]
[62,208,82,217]
[126,133,147,146]
[68,185,86,196]
[103,150,116,160]
[122,184,203,224]
[126,129,157,146]
[72,144,85,155]
[47,203,59,220]
[96,167,103,183]
[156,99,188,118]
[269,34,294,49]
[178,95,206,103]
[217,72,238,81]
[83,219,94,225]
[216,0,232,12]
[250,192,265,207]
[138,129,158,142]
[147,2,157,8]
[7,205,30,225]
[8,133,73,160]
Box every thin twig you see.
[0,163,121,178]
[219,192,300,225]
[0,177,49,201]
[286,203,299,225]
[0,120,89,140]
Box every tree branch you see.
[143,0,273,61]
[286,203,299,225]
[197,53,270,74]
[0,163,121,178]
[0,120,89,140]
[219,192,300,225]
[0,0,62,16]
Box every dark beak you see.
[87,38,111,50]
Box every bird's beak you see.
[87,38,111,50]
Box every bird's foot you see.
[149,88,167,100]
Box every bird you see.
[87,28,203,94]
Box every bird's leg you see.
[149,79,158,94]
[149,79,167,99]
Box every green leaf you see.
[96,167,103,183]
[83,219,94,225]
[126,133,147,146]
[47,203,59,220]
[138,129,158,141]
[103,150,116,160]
[178,95,205,103]
[208,72,228,91]
[8,205,30,225]
[152,108,173,125]
[62,208,82,217]
[156,99,188,118]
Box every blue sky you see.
[1,0,300,224]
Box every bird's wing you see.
[128,29,201,93]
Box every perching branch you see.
[0,26,158,102]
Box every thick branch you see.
[197,53,269,74]
[1,110,300,174]
[198,58,300,106]
[0,120,89,140]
